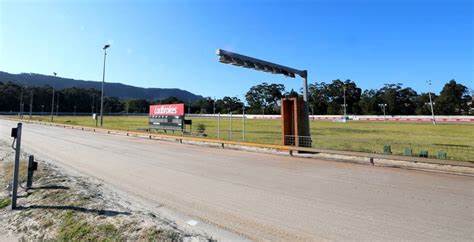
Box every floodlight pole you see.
[213,97,216,114]
[427,80,436,125]
[100,44,110,127]
[378,103,387,121]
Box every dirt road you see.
[1,119,473,241]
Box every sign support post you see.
[11,123,22,209]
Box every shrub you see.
[196,123,206,134]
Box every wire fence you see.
[9,113,474,162]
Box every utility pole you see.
[100,44,110,127]
[427,80,436,125]
[51,72,56,122]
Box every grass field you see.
[29,115,474,162]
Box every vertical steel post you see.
[217,113,220,139]
[26,155,34,189]
[383,105,386,121]
[242,106,245,141]
[229,112,232,140]
[427,80,436,125]
[100,49,107,127]
[301,75,312,147]
[11,123,22,209]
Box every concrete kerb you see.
[9,118,474,176]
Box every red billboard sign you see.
[149,104,185,117]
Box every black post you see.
[11,123,22,209]
[26,155,36,189]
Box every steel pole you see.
[301,75,311,147]
[427,80,436,125]
[11,123,22,209]
[383,106,386,121]
[217,113,220,139]
[100,49,107,127]
[229,112,232,140]
[242,106,245,141]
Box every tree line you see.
[0,79,472,115]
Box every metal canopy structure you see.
[216,49,307,79]
[216,48,312,146]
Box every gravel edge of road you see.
[0,140,217,241]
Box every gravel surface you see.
[0,139,213,241]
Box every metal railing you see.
[7,113,474,162]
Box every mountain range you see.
[0,71,203,102]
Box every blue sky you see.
[1,0,472,98]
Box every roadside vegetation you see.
[26,116,474,162]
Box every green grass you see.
[29,115,474,162]
[0,197,11,209]
[57,211,123,241]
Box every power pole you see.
[427,80,436,125]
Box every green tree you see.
[307,82,329,115]
[326,79,362,115]
[435,80,471,114]
[245,82,285,114]
[374,83,418,115]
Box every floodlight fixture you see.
[216,49,307,79]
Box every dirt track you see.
[1,119,473,241]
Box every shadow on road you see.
[28,185,70,190]
[17,205,131,216]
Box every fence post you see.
[229,112,232,140]
[11,123,22,209]
[217,113,220,139]
[242,107,245,141]
[26,155,36,189]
